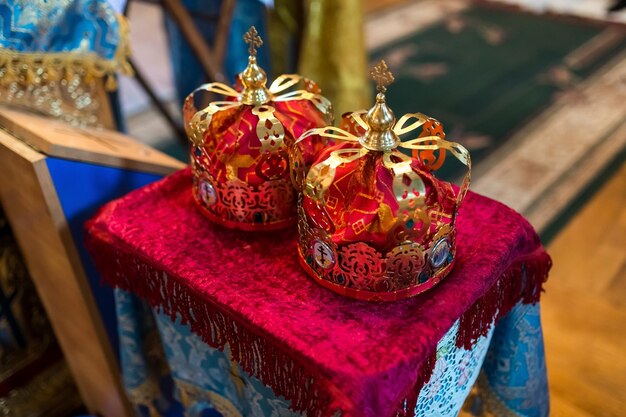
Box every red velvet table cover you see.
[85,168,551,417]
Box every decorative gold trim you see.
[298,209,455,295]
[294,101,471,220]
[184,26,333,135]
[0,14,132,91]
[192,170,296,228]
[289,59,471,300]
[360,60,400,151]
[184,77,333,149]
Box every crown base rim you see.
[193,197,296,232]
[297,247,453,302]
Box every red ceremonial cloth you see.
[85,168,551,417]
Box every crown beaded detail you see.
[184,27,333,231]
[290,60,472,301]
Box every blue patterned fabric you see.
[154,312,297,417]
[115,289,549,417]
[0,0,123,57]
[0,0,128,129]
[115,289,295,417]
[480,303,549,417]
[415,322,493,417]
[116,289,183,417]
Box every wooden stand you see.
[0,107,185,417]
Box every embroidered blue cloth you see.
[115,289,549,417]
[0,0,129,128]
[481,303,549,416]
[0,0,124,58]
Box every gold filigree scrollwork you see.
[294,117,471,225]
[187,101,240,147]
[183,83,240,146]
[269,74,302,94]
[291,126,360,195]
[298,219,452,293]
[183,83,239,124]
[304,148,365,202]
[393,112,428,136]
[382,152,426,211]
[258,179,294,211]
[338,242,385,290]
[252,105,284,154]
[194,173,294,225]
[269,73,333,123]
[346,110,369,131]
[273,89,334,124]
[402,135,471,213]
[293,58,471,231]
[296,195,312,248]
[287,139,307,193]
[385,243,425,288]
[291,59,467,298]
[252,104,289,181]
[431,224,453,245]
[185,76,333,148]
[403,116,447,171]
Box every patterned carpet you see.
[128,0,626,240]
[367,1,626,238]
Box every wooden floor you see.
[456,164,626,417]
[361,1,626,414]
[542,161,626,417]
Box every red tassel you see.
[86,228,333,417]
[85,225,550,417]
[393,350,438,417]
[456,248,551,349]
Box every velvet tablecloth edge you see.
[84,185,552,417]
[85,204,347,416]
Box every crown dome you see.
[184,27,333,231]
[291,60,471,301]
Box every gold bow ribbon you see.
[183,75,333,148]
[291,111,471,225]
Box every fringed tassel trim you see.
[86,231,335,417]
[391,247,550,417]
[0,15,132,91]
[456,248,552,349]
[87,226,550,417]
[393,351,438,417]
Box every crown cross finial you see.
[243,26,263,56]
[370,60,394,93]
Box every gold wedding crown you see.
[290,60,472,301]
